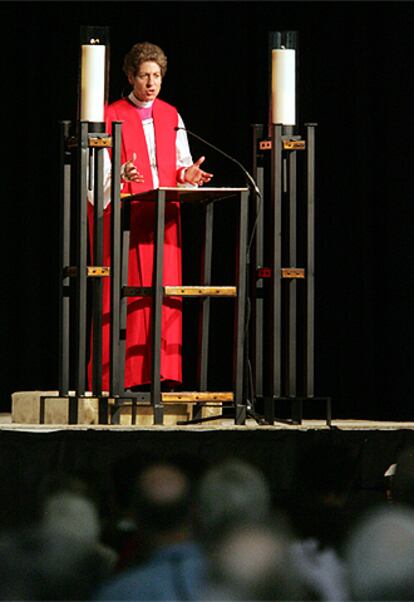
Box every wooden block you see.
[11,391,191,426]
[11,391,99,425]
[43,396,99,424]
[199,403,223,423]
[11,390,54,424]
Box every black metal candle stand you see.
[250,122,331,426]
[57,119,123,424]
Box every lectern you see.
[108,187,250,425]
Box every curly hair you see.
[123,42,168,78]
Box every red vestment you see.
[88,97,182,390]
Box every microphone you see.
[174,126,261,198]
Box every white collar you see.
[128,92,154,109]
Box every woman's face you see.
[128,60,162,102]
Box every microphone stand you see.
[176,126,261,198]
[176,127,266,425]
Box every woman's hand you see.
[184,156,213,186]
[122,153,144,183]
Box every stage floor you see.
[2,412,414,432]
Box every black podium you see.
[108,187,250,425]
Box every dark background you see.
[1,0,413,420]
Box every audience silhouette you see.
[95,459,207,601]
[3,442,414,601]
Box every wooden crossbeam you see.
[64,266,110,277]
[65,136,112,150]
[87,266,111,277]
[107,391,234,405]
[281,268,305,279]
[258,139,306,151]
[88,136,112,148]
[164,286,237,297]
[283,139,306,150]
[123,286,237,297]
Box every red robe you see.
[88,97,182,391]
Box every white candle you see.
[271,48,296,126]
[80,44,106,122]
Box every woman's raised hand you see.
[123,153,144,183]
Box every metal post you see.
[74,121,89,415]
[110,122,122,397]
[267,123,284,424]
[251,125,265,402]
[118,201,131,398]
[234,189,249,424]
[288,147,297,398]
[151,189,165,425]
[58,121,71,396]
[198,201,213,390]
[92,145,104,397]
[306,123,317,397]
[193,199,214,421]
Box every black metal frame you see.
[251,122,331,426]
[111,187,250,426]
[57,119,116,424]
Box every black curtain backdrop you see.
[1,0,414,420]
